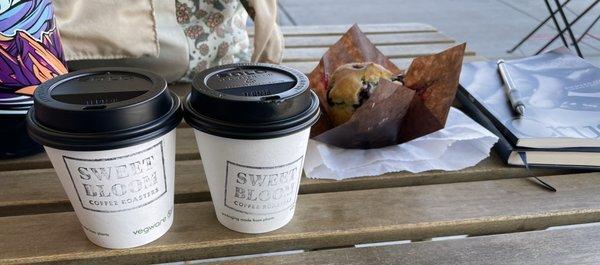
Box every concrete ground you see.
[277,0,600,66]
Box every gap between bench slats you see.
[282,43,475,62]
[1,173,599,264]
[210,224,600,265]
[283,32,454,48]
[248,23,437,37]
[282,54,484,80]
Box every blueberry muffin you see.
[327,62,397,126]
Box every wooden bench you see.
[212,223,600,265]
[0,23,596,264]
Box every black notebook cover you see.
[456,89,513,163]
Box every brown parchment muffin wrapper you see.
[309,24,466,149]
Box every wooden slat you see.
[213,224,600,265]
[283,32,453,48]
[173,51,479,83]
[248,23,437,37]
[0,128,200,172]
[0,153,573,216]
[284,58,413,76]
[1,173,600,264]
[0,160,200,216]
[283,54,485,76]
[164,52,479,81]
[282,43,474,62]
[169,82,190,98]
[0,153,50,172]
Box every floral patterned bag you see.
[176,0,250,80]
[53,0,283,82]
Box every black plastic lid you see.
[27,67,182,151]
[184,63,320,139]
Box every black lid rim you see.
[183,91,320,139]
[192,62,308,102]
[27,91,183,151]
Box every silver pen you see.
[497,59,525,116]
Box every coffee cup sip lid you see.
[184,63,320,139]
[27,68,182,151]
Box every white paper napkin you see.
[304,107,499,180]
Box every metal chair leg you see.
[536,0,599,55]
[553,0,584,57]
[575,12,600,43]
[507,0,572,53]
[544,0,570,48]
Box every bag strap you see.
[242,0,284,64]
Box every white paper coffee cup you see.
[27,68,183,248]
[184,63,320,233]
[45,130,176,248]
[194,128,309,233]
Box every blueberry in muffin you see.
[327,62,400,126]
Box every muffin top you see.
[326,62,395,126]
[328,62,394,107]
